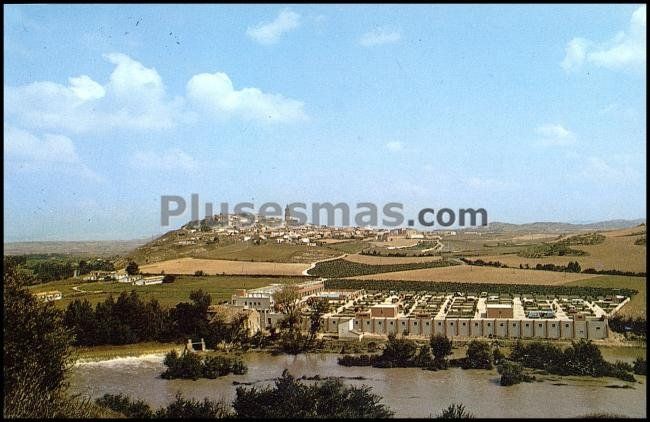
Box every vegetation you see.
[518,243,587,258]
[324,278,637,298]
[63,289,252,349]
[633,358,646,375]
[125,260,140,275]
[565,275,645,318]
[496,360,535,386]
[430,334,453,368]
[460,340,493,369]
[509,340,637,381]
[560,233,606,246]
[160,350,247,380]
[31,274,302,309]
[233,369,394,418]
[608,315,646,337]
[3,261,107,417]
[4,254,114,284]
[96,392,232,418]
[435,403,474,419]
[307,258,455,278]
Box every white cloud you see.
[4,53,182,133]
[561,38,589,71]
[562,5,646,72]
[5,53,307,134]
[535,124,576,146]
[130,148,200,172]
[4,126,102,181]
[186,72,307,123]
[359,28,401,47]
[4,126,79,163]
[247,9,300,44]
[68,75,106,101]
[385,141,404,152]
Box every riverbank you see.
[73,337,646,364]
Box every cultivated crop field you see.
[28,275,302,308]
[343,253,443,265]
[477,232,646,273]
[139,257,311,276]
[307,258,455,278]
[352,264,601,285]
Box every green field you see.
[28,275,302,309]
[131,241,341,265]
[322,240,371,254]
[308,258,456,278]
[565,275,646,318]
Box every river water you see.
[69,352,646,418]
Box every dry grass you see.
[343,253,443,265]
[370,237,419,248]
[478,233,645,273]
[351,264,600,285]
[139,257,310,276]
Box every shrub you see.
[436,403,474,419]
[633,358,646,375]
[497,360,535,386]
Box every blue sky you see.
[4,4,646,241]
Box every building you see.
[486,303,514,319]
[134,275,164,286]
[34,290,63,302]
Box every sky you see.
[3,4,647,241]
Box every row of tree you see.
[63,289,244,348]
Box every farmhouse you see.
[34,290,63,302]
[134,275,164,286]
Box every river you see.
[69,352,646,418]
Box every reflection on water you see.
[69,352,646,418]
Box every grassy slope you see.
[28,275,302,309]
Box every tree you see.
[463,340,493,369]
[306,298,329,349]
[125,261,139,276]
[162,274,176,283]
[233,370,393,418]
[3,264,100,417]
[430,334,453,365]
[273,285,301,329]
[378,333,417,367]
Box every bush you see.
[497,360,535,386]
[95,393,153,418]
[161,350,248,380]
[162,275,176,284]
[633,358,646,375]
[436,403,474,419]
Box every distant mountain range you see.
[3,239,151,256]
[467,219,646,233]
[4,218,646,255]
